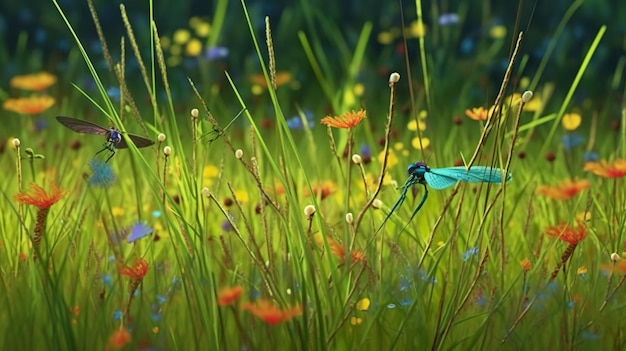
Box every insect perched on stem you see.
[377,161,513,233]
[56,116,154,162]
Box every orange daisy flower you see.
[3,96,55,114]
[10,72,57,91]
[119,258,149,280]
[14,182,67,209]
[106,328,132,349]
[321,108,366,129]
[241,299,302,325]
[545,221,587,245]
[217,285,244,306]
[465,106,494,121]
[536,179,590,200]
[584,158,626,178]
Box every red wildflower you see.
[119,258,149,280]
[14,182,67,209]
[241,299,302,325]
[217,285,244,306]
[584,158,626,178]
[106,328,131,349]
[536,179,590,200]
[545,221,587,245]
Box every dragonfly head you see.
[407,162,429,176]
[106,129,122,145]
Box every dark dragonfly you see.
[56,116,154,162]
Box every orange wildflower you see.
[313,234,365,264]
[217,285,244,306]
[536,179,590,200]
[584,158,626,178]
[241,299,302,325]
[465,106,494,121]
[10,72,57,91]
[14,182,67,209]
[545,221,587,245]
[106,328,131,349]
[119,258,149,280]
[520,258,532,272]
[600,260,626,276]
[321,108,366,129]
[304,181,336,200]
[3,96,55,114]
[249,71,292,88]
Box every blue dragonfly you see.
[377,161,512,232]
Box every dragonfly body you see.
[377,162,512,232]
[56,116,154,162]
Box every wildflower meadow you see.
[1,0,626,350]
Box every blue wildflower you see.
[127,221,153,243]
[562,133,585,151]
[463,247,479,261]
[398,298,412,307]
[567,300,575,309]
[583,151,599,162]
[204,46,229,61]
[152,210,162,218]
[476,295,487,307]
[151,312,162,322]
[101,274,113,287]
[106,87,121,101]
[113,310,123,320]
[88,159,116,188]
[155,294,167,304]
[387,303,396,309]
[34,118,48,133]
[286,110,314,130]
[438,13,459,26]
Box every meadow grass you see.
[1,0,626,350]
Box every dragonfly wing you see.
[424,172,459,189]
[429,167,512,184]
[117,134,155,149]
[56,116,109,135]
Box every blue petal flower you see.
[88,159,116,188]
[463,247,479,261]
[152,210,162,218]
[156,294,167,304]
[101,274,113,287]
[113,310,123,320]
[562,133,585,151]
[127,221,153,243]
[438,13,459,26]
[204,46,229,61]
[387,303,397,309]
[583,151,599,162]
